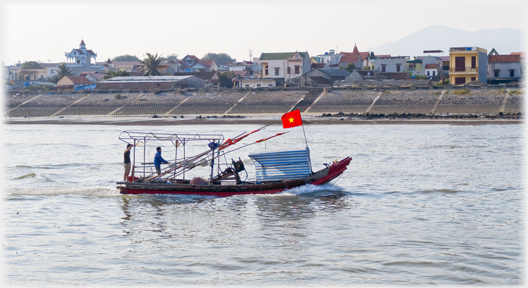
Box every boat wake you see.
[277,183,345,197]
[7,185,120,197]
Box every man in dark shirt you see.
[124,144,133,181]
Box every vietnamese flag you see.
[281,109,303,129]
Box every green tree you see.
[103,70,131,80]
[139,53,164,76]
[50,63,74,83]
[112,55,140,61]
[219,71,235,88]
[202,53,236,66]
[21,61,43,69]
[165,54,179,61]
[339,63,355,72]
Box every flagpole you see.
[301,121,312,173]
[301,123,309,148]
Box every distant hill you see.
[369,25,523,57]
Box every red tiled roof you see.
[359,52,369,59]
[339,54,360,63]
[510,52,525,57]
[80,39,85,45]
[66,76,90,84]
[200,60,215,68]
[425,64,438,69]
[185,55,201,61]
[352,45,360,56]
[489,55,520,63]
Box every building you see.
[64,40,104,74]
[173,72,220,87]
[343,70,375,81]
[54,75,91,90]
[96,75,206,90]
[82,72,108,83]
[112,61,143,73]
[316,49,342,65]
[449,47,488,85]
[487,52,522,84]
[239,78,276,88]
[180,55,217,72]
[293,68,350,88]
[374,55,410,73]
[338,44,373,69]
[253,51,311,86]
[161,59,184,73]
[407,55,443,78]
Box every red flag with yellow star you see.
[281,109,303,129]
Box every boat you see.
[116,122,351,197]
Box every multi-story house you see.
[338,52,362,70]
[180,55,217,72]
[338,45,373,69]
[317,50,342,65]
[407,55,443,78]
[253,51,311,86]
[375,55,410,73]
[449,46,487,85]
[487,51,522,84]
[161,59,183,73]
[64,40,104,74]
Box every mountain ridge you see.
[367,25,523,57]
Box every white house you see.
[239,78,276,88]
[64,40,104,74]
[317,49,342,64]
[253,51,311,86]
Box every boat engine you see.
[232,158,245,173]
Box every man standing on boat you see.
[154,147,169,175]
[124,144,134,181]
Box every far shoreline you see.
[3,115,523,126]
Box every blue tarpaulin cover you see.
[249,149,312,183]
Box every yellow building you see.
[449,47,488,85]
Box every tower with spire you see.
[65,39,97,68]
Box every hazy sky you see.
[1,0,525,65]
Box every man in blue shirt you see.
[154,146,169,175]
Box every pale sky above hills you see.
[0,0,526,66]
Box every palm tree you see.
[103,70,131,80]
[140,53,164,76]
[50,62,73,83]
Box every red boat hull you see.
[117,157,351,197]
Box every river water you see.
[3,123,524,286]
